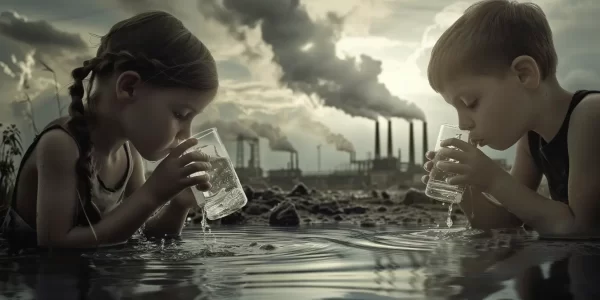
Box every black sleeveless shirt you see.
[528,90,600,204]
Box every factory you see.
[234,120,430,190]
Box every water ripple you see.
[3,225,600,299]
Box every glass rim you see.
[440,123,461,129]
[191,127,218,140]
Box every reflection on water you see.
[1,225,600,299]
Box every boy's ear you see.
[115,71,142,103]
[510,55,540,89]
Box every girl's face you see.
[117,76,216,161]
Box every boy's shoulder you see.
[572,91,600,118]
[568,91,600,143]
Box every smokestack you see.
[255,138,261,170]
[236,135,244,168]
[249,141,255,168]
[295,151,299,171]
[387,119,393,158]
[375,121,381,159]
[422,122,428,164]
[409,121,415,166]
[289,152,294,169]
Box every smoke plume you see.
[293,114,354,153]
[240,120,296,153]
[195,119,258,140]
[198,0,426,121]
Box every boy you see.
[422,0,600,236]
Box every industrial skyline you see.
[0,0,598,172]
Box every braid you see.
[67,59,99,221]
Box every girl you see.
[1,11,218,250]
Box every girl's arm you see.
[124,145,194,238]
[488,96,600,236]
[36,130,163,248]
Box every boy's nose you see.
[178,126,192,140]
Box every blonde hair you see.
[427,0,558,92]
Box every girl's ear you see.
[115,71,142,103]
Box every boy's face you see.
[439,72,533,150]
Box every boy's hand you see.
[433,138,509,192]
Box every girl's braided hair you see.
[68,11,218,223]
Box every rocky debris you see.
[260,244,277,250]
[269,200,300,226]
[243,186,255,201]
[186,183,466,228]
[402,188,433,205]
[381,191,390,200]
[288,183,310,197]
[220,211,246,225]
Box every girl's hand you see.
[421,150,437,184]
[144,139,212,204]
[434,138,509,192]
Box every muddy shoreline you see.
[188,183,468,228]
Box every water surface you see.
[1,224,600,299]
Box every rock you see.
[288,183,310,197]
[382,199,394,206]
[220,211,246,225]
[344,206,368,214]
[319,201,342,214]
[371,190,379,198]
[260,244,276,250]
[249,242,258,246]
[402,217,415,224]
[253,191,264,199]
[309,204,320,214]
[333,215,344,222]
[244,203,270,215]
[243,186,255,201]
[377,206,387,213]
[403,188,431,205]
[269,200,300,226]
[318,207,338,216]
[381,191,390,200]
[360,219,376,227]
[262,189,277,200]
[263,196,283,208]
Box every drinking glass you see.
[425,124,470,203]
[146,128,248,220]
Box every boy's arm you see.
[124,145,192,238]
[459,135,541,229]
[487,96,600,235]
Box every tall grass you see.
[0,123,23,208]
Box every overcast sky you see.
[0,0,598,172]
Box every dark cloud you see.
[115,0,177,14]
[0,11,87,55]
[198,0,426,121]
